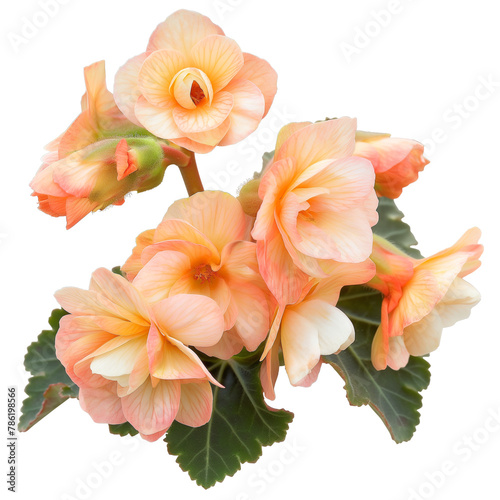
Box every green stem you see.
[179,153,204,196]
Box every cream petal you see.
[281,308,321,386]
[435,278,481,328]
[386,335,411,370]
[90,336,147,379]
[402,309,443,357]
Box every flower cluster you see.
[23,8,483,476]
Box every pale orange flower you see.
[114,10,277,153]
[354,131,429,199]
[30,61,188,228]
[252,118,378,307]
[369,229,483,370]
[55,268,224,441]
[123,191,273,359]
[260,259,375,399]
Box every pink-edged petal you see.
[147,10,224,53]
[256,229,309,306]
[134,95,183,139]
[138,50,187,107]
[133,250,192,303]
[218,79,265,146]
[79,382,125,424]
[294,360,322,388]
[235,53,277,117]
[121,379,180,436]
[163,191,248,252]
[191,35,244,93]
[172,91,233,133]
[175,382,213,427]
[275,117,357,173]
[152,294,224,347]
[114,52,149,125]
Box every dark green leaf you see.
[112,266,126,277]
[19,309,78,431]
[165,357,294,489]
[323,286,431,443]
[374,197,423,258]
[109,422,139,437]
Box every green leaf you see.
[19,309,78,432]
[112,266,126,277]
[323,286,431,443]
[374,197,423,258]
[165,357,294,489]
[109,422,139,437]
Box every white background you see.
[2,0,499,499]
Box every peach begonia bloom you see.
[251,118,378,308]
[30,61,189,228]
[369,229,483,371]
[260,259,375,400]
[122,191,273,359]
[55,268,224,441]
[354,131,429,199]
[113,9,277,153]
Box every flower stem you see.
[179,153,204,196]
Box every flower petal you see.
[175,382,213,427]
[134,95,183,139]
[234,53,277,117]
[218,79,265,146]
[79,382,125,424]
[114,52,149,125]
[152,294,224,347]
[147,10,224,53]
[191,35,244,93]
